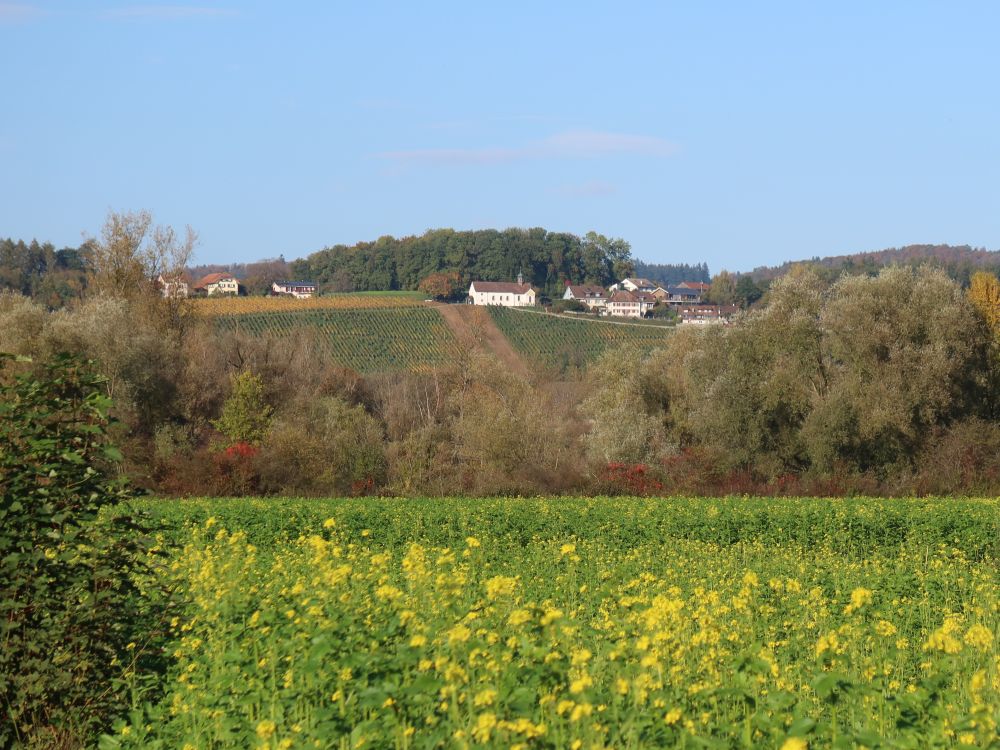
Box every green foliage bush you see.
[256,396,386,495]
[213,370,272,445]
[0,354,155,748]
[663,266,996,478]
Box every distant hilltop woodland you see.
[3,226,1000,307]
[749,243,1000,285]
[0,228,709,305]
[284,228,708,298]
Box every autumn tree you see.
[242,257,292,296]
[257,397,387,495]
[86,209,196,300]
[418,271,463,300]
[968,271,1000,335]
[706,270,737,304]
[581,344,669,465]
[801,266,990,471]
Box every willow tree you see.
[86,209,196,300]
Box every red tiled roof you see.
[194,272,238,289]
[609,290,638,302]
[565,285,607,298]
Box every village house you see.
[468,274,536,307]
[156,273,190,299]
[610,277,657,293]
[193,272,240,296]
[661,285,704,306]
[677,281,710,294]
[679,304,739,325]
[272,280,318,298]
[563,284,609,310]
[606,289,656,318]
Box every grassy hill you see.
[488,306,673,371]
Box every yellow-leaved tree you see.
[968,271,1000,336]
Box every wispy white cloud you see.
[552,180,618,198]
[0,3,48,23]
[378,130,676,166]
[426,114,557,132]
[544,131,675,158]
[102,5,238,20]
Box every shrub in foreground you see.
[0,354,155,748]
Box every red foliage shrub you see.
[224,442,259,459]
[212,442,259,495]
[350,476,376,496]
[598,462,664,495]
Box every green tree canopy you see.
[213,370,273,445]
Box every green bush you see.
[213,370,272,445]
[256,396,386,495]
[0,354,156,748]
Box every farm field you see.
[213,307,458,373]
[489,307,674,371]
[191,292,426,316]
[107,497,1000,749]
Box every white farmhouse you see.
[157,273,190,299]
[679,304,739,325]
[606,290,656,318]
[272,280,318,298]
[563,284,609,310]
[609,277,657,293]
[193,273,240,296]
[468,275,536,307]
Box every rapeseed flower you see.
[256,719,276,740]
[471,712,496,742]
[964,624,993,652]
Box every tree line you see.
[289,228,639,298]
[588,265,1000,494]
[0,237,89,307]
[633,260,710,286]
[2,225,717,303]
[748,243,1000,286]
[5,210,1000,498]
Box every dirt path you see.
[432,303,531,379]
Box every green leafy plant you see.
[0,353,155,748]
[212,370,273,445]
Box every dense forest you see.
[289,228,637,297]
[0,238,89,307]
[749,243,1000,285]
[633,260,710,286]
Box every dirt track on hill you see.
[432,303,531,379]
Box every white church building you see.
[468,274,536,307]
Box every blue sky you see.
[2,2,998,272]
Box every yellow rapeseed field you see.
[104,497,1000,749]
